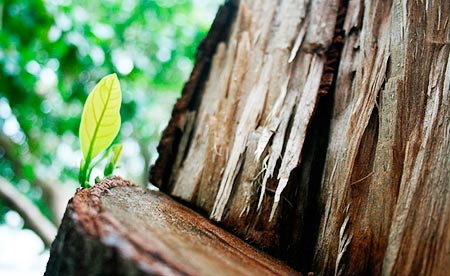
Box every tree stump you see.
[46,0,449,275]
[151,0,450,275]
[45,177,298,276]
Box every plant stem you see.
[79,156,91,188]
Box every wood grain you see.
[45,177,299,276]
[151,0,450,274]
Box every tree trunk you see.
[46,0,449,275]
[45,177,297,276]
[151,0,450,275]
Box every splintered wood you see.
[313,1,449,275]
[152,0,450,274]
[157,0,339,237]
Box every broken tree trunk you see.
[45,0,449,275]
[45,177,298,276]
[151,0,450,275]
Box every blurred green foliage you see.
[0,0,221,224]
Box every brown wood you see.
[45,177,299,276]
[45,0,449,275]
[150,1,237,189]
[151,0,450,275]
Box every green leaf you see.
[111,144,123,166]
[79,73,122,161]
[104,144,123,176]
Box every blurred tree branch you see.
[138,138,152,186]
[0,132,72,225]
[0,176,57,247]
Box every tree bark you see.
[45,0,449,275]
[151,0,450,275]
[45,177,298,276]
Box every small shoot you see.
[78,73,122,188]
[104,144,123,177]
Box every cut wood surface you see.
[151,0,450,275]
[45,177,299,276]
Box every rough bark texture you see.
[45,177,298,276]
[151,0,450,275]
[150,1,237,189]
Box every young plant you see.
[78,73,123,188]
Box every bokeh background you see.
[0,0,222,274]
